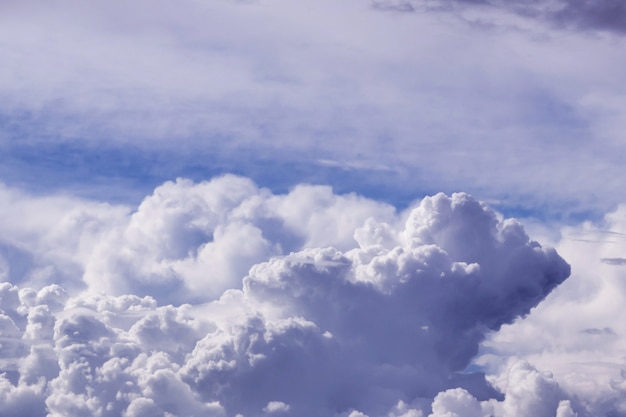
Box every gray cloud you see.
[601,257,626,266]
[372,0,626,33]
[581,327,616,336]
[446,0,626,32]
[550,0,626,32]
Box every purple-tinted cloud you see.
[0,177,573,416]
[375,0,626,33]
[2,0,626,217]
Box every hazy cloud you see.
[397,0,626,32]
[601,257,626,266]
[3,0,626,216]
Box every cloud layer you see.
[3,0,626,215]
[0,176,575,416]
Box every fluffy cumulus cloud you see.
[0,176,577,416]
[4,0,626,415]
[81,175,397,304]
[478,202,626,416]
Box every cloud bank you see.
[0,176,576,416]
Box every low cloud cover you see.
[0,176,578,416]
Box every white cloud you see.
[0,178,574,416]
[0,184,129,290]
[80,175,396,304]
[479,203,626,416]
[428,388,482,417]
[264,401,291,413]
[3,0,626,414]
[3,0,626,213]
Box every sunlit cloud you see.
[2,0,626,415]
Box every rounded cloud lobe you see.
[0,176,572,416]
[479,201,626,417]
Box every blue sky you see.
[2,1,626,416]
[3,0,626,217]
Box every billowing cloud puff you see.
[425,361,579,417]
[81,175,397,304]
[0,177,572,416]
[480,202,626,417]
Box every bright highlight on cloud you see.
[479,203,626,417]
[0,176,577,416]
[3,0,626,416]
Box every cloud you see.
[81,175,397,304]
[371,0,417,13]
[0,177,572,416]
[388,0,626,33]
[549,0,626,32]
[428,388,483,417]
[600,257,626,266]
[480,202,626,416]
[2,0,626,414]
[3,0,626,216]
[264,401,291,413]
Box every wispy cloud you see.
[601,257,626,266]
[2,0,626,216]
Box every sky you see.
[2,0,626,416]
